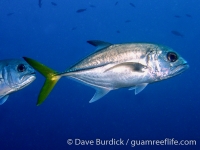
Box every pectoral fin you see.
[0,95,9,105]
[104,62,147,73]
[129,83,148,95]
[89,87,110,103]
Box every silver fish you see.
[23,40,189,105]
[0,59,36,105]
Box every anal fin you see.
[89,87,110,103]
[0,95,9,105]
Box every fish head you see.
[2,59,36,91]
[149,45,189,81]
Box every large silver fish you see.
[0,59,36,105]
[23,40,189,105]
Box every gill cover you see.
[23,57,60,106]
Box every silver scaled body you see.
[59,41,188,102]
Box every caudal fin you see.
[23,57,61,106]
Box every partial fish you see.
[0,59,36,105]
[24,40,189,105]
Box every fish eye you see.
[167,52,178,62]
[17,64,26,72]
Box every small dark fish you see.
[171,30,184,37]
[116,30,120,33]
[7,13,14,16]
[89,4,96,8]
[129,3,135,7]
[125,20,131,23]
[185,14,192,18]
[71,27,77,30]
[115,1,118,5]
[174,15,181,18]
[76,9,87,13]
[38,0,42,8]
[51,2,57,6]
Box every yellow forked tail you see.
[23,57,61,106]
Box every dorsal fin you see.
[87,40,112,51]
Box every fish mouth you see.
[172,63,189,75]
[20,72,36,88]
[30,72,36,76]
[25,72,36,82]
[22,72,36,80]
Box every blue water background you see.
[0,0,199,149]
